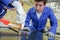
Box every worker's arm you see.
[48,8,58,35]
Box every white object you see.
[46,32,55,38]
[36,12,42,19]
[12,1,26,24]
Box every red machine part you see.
[0,18,10,25]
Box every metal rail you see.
[0,26,60,38]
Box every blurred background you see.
[0,0,60,40]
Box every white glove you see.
[46,32,55,38]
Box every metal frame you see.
[0,26,60,38]
[47,0,60,2]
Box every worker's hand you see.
[9,8,16,11]
[22,27,30,32]
[46,32,55,38]
[19,27,30,36]
[4,6,7,10]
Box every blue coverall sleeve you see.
[24,10,31,27]
[0,0,14,9]
[0,10,7,18]
[0,0,13,6]
[48,8,58,34]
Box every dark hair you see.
[34,0,47,5]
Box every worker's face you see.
[35,1,45,13]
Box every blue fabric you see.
[28,26,43,40]
[0,0,14,9]
[21,26,55,40]
[0,3,7,18]
[48,37,55,40]
[24,7,58,34]
[0,0,13,18]
[28,31,43,40]
[0,9,7,18]
[0,0,13,6]
[0,0,18,18]
[0,0,18,9]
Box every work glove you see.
[19,27,30,36]
[22,27,30,32]
[46,32,55,38]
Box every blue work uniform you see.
[0,0,14,9]
[0,3,7,18]
[0,0,18,9]
[23,7,58,40]
[0,0,18,18]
